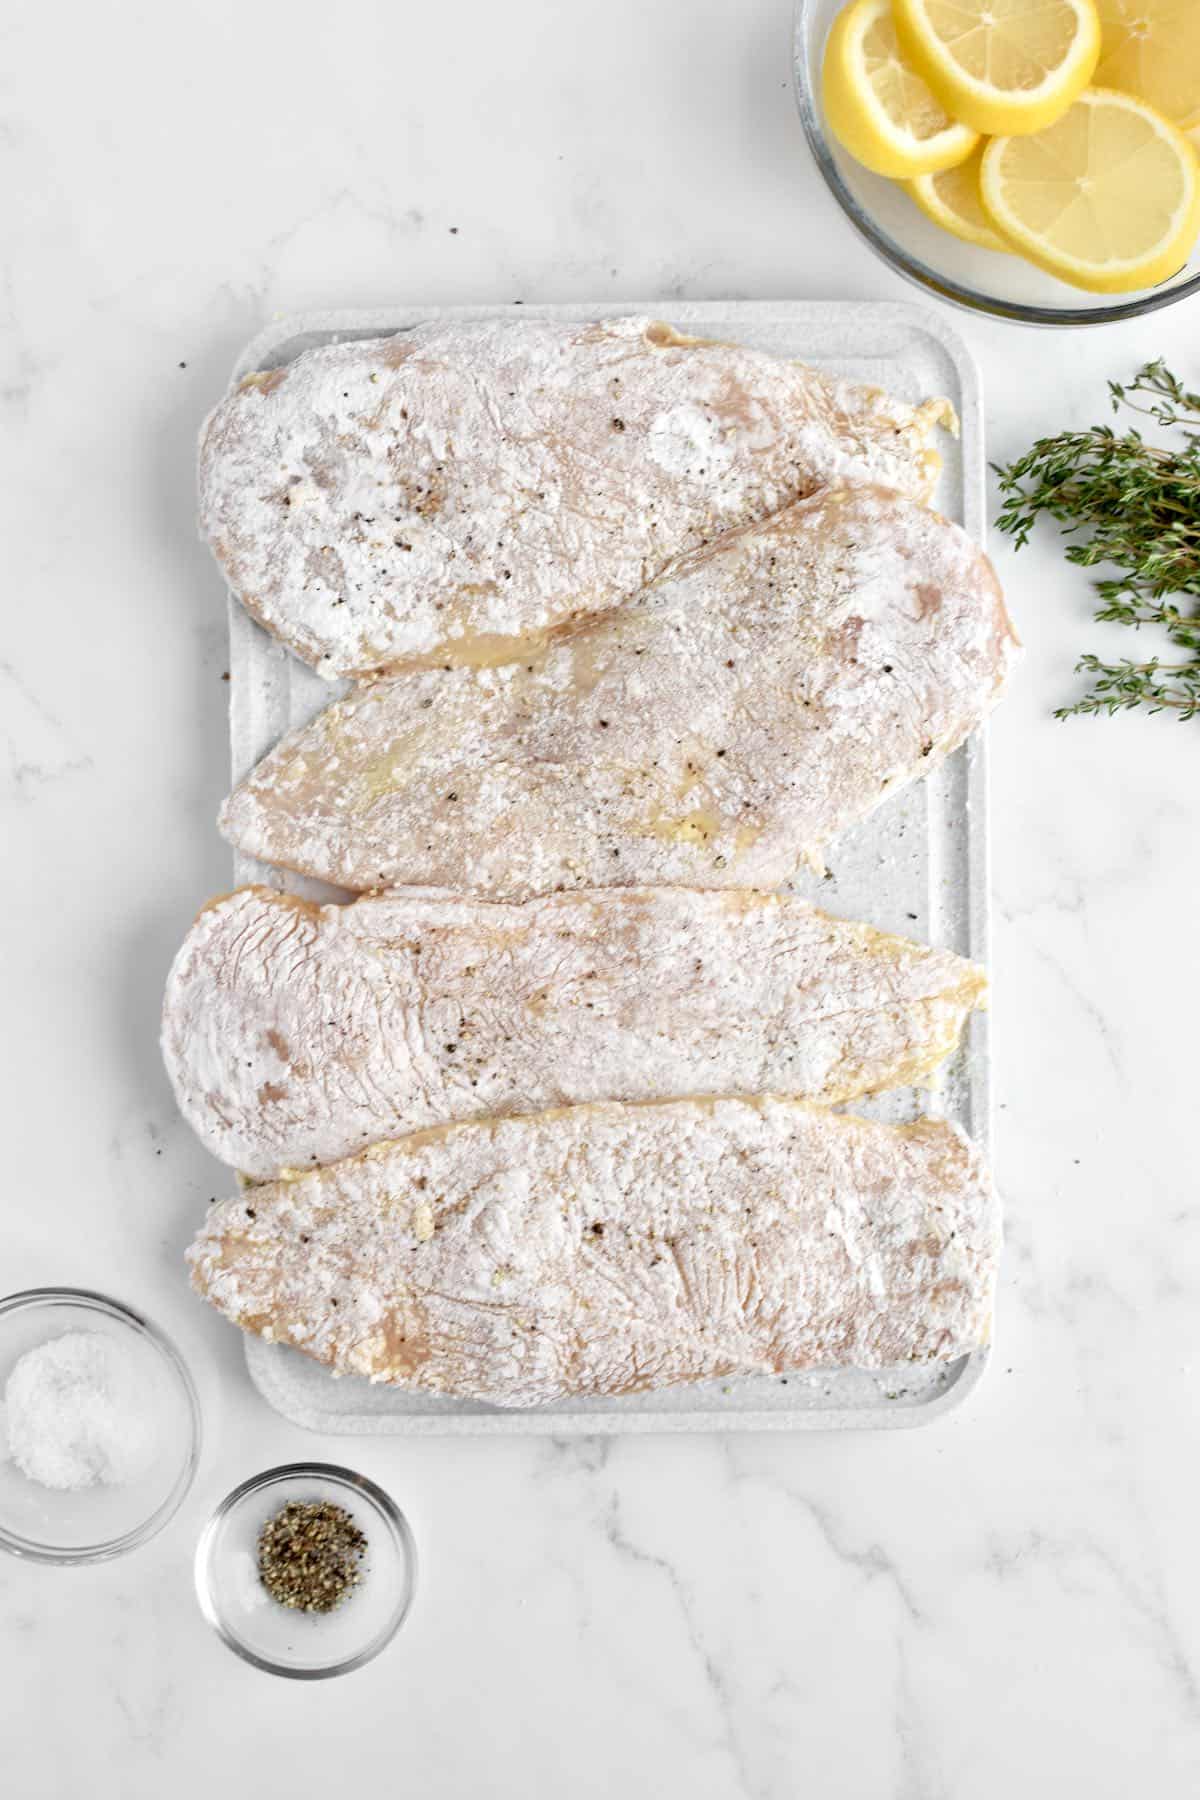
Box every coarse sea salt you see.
[3,1330,157,1491]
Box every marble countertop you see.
[3,0,1199,1792]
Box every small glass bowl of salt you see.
[0,1289,201,1563]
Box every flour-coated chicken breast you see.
[219,484,1018,898]
[199,316,954,677]
[188,1096,999,1406]
[163,884,986,1179]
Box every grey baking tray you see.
[224,300,992,1434]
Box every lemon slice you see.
[909,146,1014,250]
[980,87,1200,291]
[893,0,1102,135]
[1095,0,1200,129]
[823,0,979,179]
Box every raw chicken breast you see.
[188,1096,999,1406]
[220,484,1018,898]
[162,884,986,1178]
[199,316,953,676]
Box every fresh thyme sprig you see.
[993,360,1200,720]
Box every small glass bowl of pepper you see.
[195,1462,417,1678]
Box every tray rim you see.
[244,1335,988,1435]
[223,297,993,1436]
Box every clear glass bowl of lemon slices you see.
[793,0,1200,323]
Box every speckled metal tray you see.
[225,300,992,1435]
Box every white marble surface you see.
[2,0,1199,1792]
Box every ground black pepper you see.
[257,1499,367,1614]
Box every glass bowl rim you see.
[0,1285,203,1565]
[194,1460,418,1680]
[791,0,1200,327]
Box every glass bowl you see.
[792,0,1200,325]
[0,1288,201,1563]
[195,1463,417,1679]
